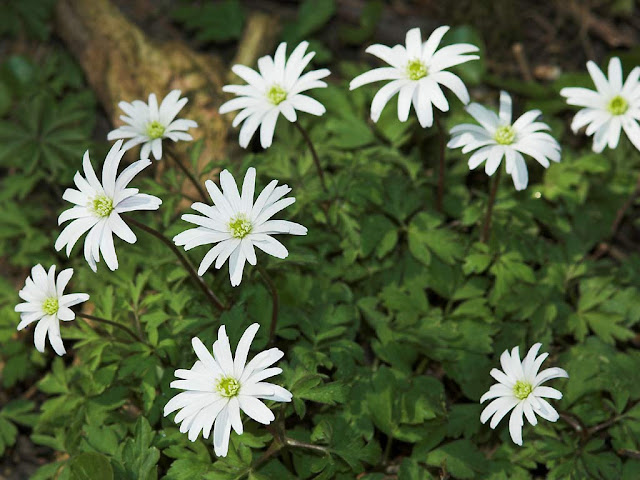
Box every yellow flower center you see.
[216,376,240,397]
[229,214,252,239]
[146,120,166,139]
[267,85,287,105]
[406,59,428,81]
[494,125,516,145]
[42,297,59,316]
[92,195,114,217]
[607,95,628,115]
[513,381,533,400]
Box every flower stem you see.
[127,217,226,311]
[257,265,279,345]
[294,122,328,192]
[164,146,209,203]
[434,116,447,213]
[283,437,331,456]
[481,167,503,243]
[76,311,144,344]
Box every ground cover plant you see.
[1,1,640,479]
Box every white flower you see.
[349,26,478,128]
[107,90,198,160]
[219,41,330,149]
[164,323,292,457]
[480,343,569,446]
[174,167,307,287]
[560,57,640,152]
[448,91,561,190]
[15,265,89,356]
[55,140,162,272]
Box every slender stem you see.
[76,312,144,344]
[284,437,331,456]
[610,171,640,237]
[165,146,209,203]
[127,217,226,311]
[619,449,640,460]
[481,167,503,243]
[257,265,279,345]
[251,438,283,472]
[294,122,328,192]
[558,410,588,443]
[434,116,447,213]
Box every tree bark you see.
[54,0,257,200]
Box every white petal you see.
[191,337,224,376]
[534,367,569,387]
[212,326,235,376]
[47,319,66,356]
[227,398,243,435]
[259,109,280,148]
[422,25,450,60]
[233,323,260,378]
[405,27,422,58]
[508,402,525,446]
[370,80,406,122]
[252,235,288,259]
[213,407,232,457]
[349,67,402,90]
[33,316,53,353]
[498,91,512,125]
[237,395,275,424]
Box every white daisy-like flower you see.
[448,91,561,190]
[55,140,162,272]
[107,90,198,160]
[349,26,479,128]
[164,323,292,457]
[173,167,307,287]
[219,41,330,149]
[15,265,89,356]
[480,343,569,446]
[560,57,640,152]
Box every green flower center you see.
[406,59,428,81]
[267,84,287,105]
[92,195,114,218]
[216,376,240,397]
[513,381,533,400]
[607,95,628,115]
[494,125,516,145]
[229,214,252,239]
[42,297,59,316]
[146,120,166,139]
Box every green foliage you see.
[1,7,640,480]
[0,0,55,40]
[171,0,245,44]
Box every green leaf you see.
[113,417,159,480]
[171,0,245,44]
[69,452,114,480]
[282,0,336,42]
[424,440,487,479]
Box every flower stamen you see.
[42,297,59,316]
[91,195,114,218]
[513,381,533,400]
[494,125,516,145]
[267,85,287,105]
[146,120,166,139]
[607,95,628,116]
[229,214,252,239]
[406,59,428,81]
[216,376,240,397]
